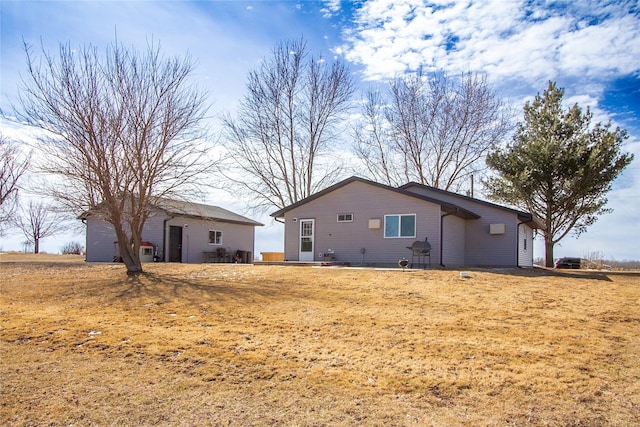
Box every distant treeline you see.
[535,256,640,270]
[603,260,640,270]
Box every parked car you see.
[555,257,582,269]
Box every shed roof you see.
[80,197,263,227]
[270,176,480,220]
[153,198,263,226]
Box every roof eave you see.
[270,176,365,218]
[518,214,544,229]
[401,182,537,220]
[270,176,481,220]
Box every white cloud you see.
[338,0,640,261]
[340,0,640,87]
[321,0,342,18]
[558,14,640,78]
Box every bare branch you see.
[222,38,355,211]
[14,39,214,274]
[14,201,69,253]
[353,71,513,192]
[0,134,30,234]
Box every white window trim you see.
[208,230,223,245]
[337,213,354,222]
[383,214,417,239]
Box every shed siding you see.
[142,214,167,259]
[166,217,256,263]
[442,214,465,267]
[85,213,168,263]
[404,186,520,266]
[85,219,117,262]
[283,180,442,265]
[85,212,256,264]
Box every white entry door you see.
[299,219,315,261]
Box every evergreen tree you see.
[485,82,633,267]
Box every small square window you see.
[337,213,353,222]
[209,230,222,245]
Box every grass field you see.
[1,253,639,426]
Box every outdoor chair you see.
[216,247,230,263]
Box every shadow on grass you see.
[430,265,629,282]
[116,271,293,305]
[0,261,94,269]
[538,270,615,282]
[483,267,629,282]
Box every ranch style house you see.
[271,176,542,268]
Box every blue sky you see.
[1,0,639,261]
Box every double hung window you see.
[209,230,223,245]
[384,214,416,238]
[337,213,353,222]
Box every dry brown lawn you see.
[1,253,639,426]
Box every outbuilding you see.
[81,198,263,263]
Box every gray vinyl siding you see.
[463,210,518,266]
[166,217,256,263]
[404,185,520,266]
[442,214,465,267]
[283,216,299,261]
[85,219,118,262]
[85,213,168,262]
[283,180,442,265]
[85,212,256,264]
[141,215,167,260]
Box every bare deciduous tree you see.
[60,241,84,255]
[0,134,29,234]
[222,38,355,211]
[353,71,513,191]
[15,40,212,274]
[15,201,68,254]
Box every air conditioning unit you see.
[490,223,505,235]
[368,219,381,229]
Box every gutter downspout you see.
[162,217,173,262]
[81,219,87,261]
[440,212,453,267]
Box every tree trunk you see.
[121,247,143,276]
[34,238,39,254]
[544,235,554,268]
[114,228,143,275]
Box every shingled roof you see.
[153,198,263,226]
[79,197,263,227]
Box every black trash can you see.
[234,250,252,263]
